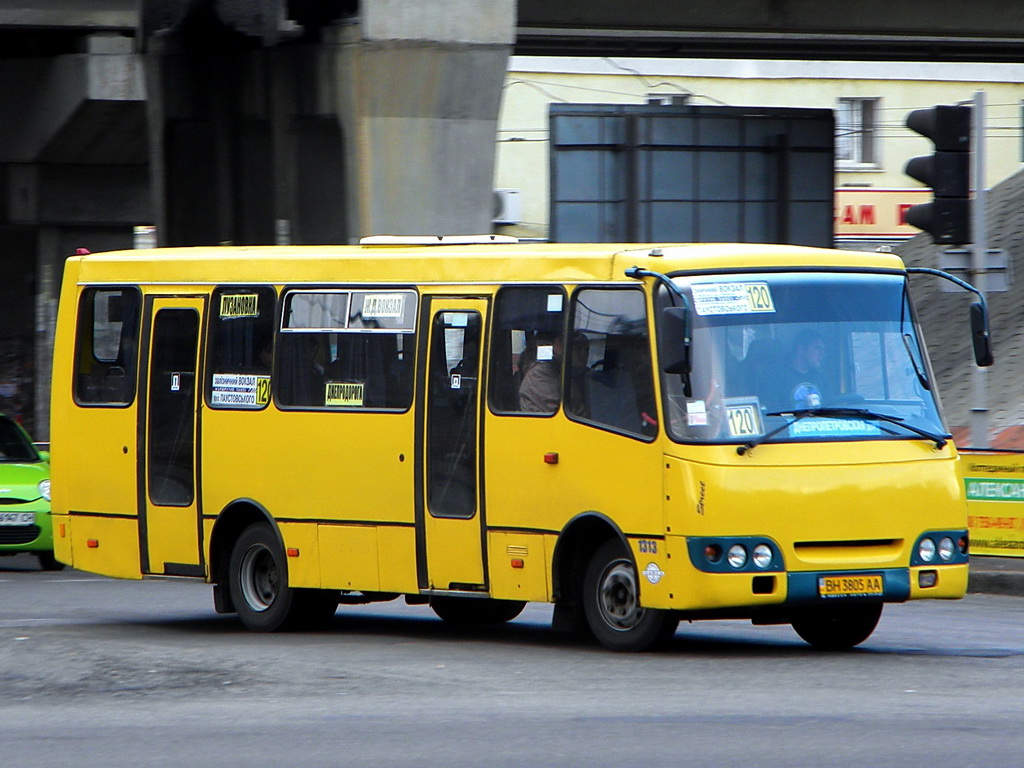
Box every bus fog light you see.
[752,544,773,569]
[937,537,955,562]
[918,570,938,588]
[726,544,747,569]
[918,537,936,563]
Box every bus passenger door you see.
[139,297,205,577]
[417,299,488,591]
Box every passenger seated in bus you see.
[518,332,563,413]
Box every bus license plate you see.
[818,573,883,598]
[0,512,35,526]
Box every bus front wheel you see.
[790,603,882,650]
[583,539,678,652]
[228,522,338,632]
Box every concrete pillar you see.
[145,40,348,246]
[34,227,61,441]
[331,0,515,238]
[145,0,512,245]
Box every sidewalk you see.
[968,555,1024,597]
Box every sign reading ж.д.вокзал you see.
[962,452,1024,557]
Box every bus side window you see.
[277,333,328,407]
[569,288,657,438]
[73,287,142,405]
[276,288,417,411]
[206,286,276,410]
[488,286,566,415]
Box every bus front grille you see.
[793,539,903,565]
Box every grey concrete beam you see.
[8,164,149,225]
[0,1,136,29]
[0,49,144,164]
[332,0,514,239]
[362,0,514,45]
[515,0,1024,61]
[517,0,1024,36]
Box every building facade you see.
[494,56,1024,250]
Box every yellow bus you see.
[49,238,991,651]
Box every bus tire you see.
[228,522,337,631]
[582,539,678,652]
[430,596,526,626]
[790,603,882,650]
[36,551,65,571]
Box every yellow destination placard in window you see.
[220,293,259,318]
[325,381,364,407]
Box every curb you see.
[968,571,1024,597]
[967,556,1024,597]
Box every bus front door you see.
[418,299,488,591]
[139,297,205,577]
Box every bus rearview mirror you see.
[970,302,994,367]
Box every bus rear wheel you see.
[228,522,338,632]
[430,596,526,626]
[791,603,883,650]
[582,539,677,652]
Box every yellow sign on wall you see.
[960,451,1024,557]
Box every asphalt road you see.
[2,554,1022,768]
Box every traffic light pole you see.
[970,90,990,448]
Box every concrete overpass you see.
[514,0,1024,62]
[1,0,1022,435]
[6,1,1024,60]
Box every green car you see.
[0,414,62,571]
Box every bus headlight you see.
[918,537,936,563]
[937,537,956,562]
[726,544,747,569]
[752,543,773,569]
[38,479,51,502]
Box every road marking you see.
[0,618,85,627]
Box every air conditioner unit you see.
[493,189,522,225]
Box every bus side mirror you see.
[970,301,994,367]
[659,306,691,375]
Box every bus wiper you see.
[736,407,947,456]
[844,407,947,448]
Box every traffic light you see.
[903,104,971,245]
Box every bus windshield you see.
[662,271,947,446]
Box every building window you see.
[837,98,879,168]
